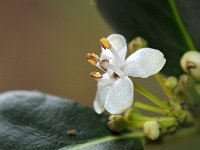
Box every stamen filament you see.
[96,62,107,72]
[109,47,123,65]
[99,59,109,71]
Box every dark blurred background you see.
[0,0,165,107]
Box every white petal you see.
[100,34,127,62]
[104,77,134,114]
[107,34,127,60]
[93,75,113,114]
[122,48,166,78]
[93,87,105,114]
[93,99,103,114]
[100,50,113,62]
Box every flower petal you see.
[93,99,103,114]
[122,48,166,78]
[100,34,127,62]
[104,77,133,114]
[107,34,127,60]
[93,75,112,114]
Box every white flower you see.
[87,34,166,114]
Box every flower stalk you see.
[134,101,167,115]
[134,82,168,108]
[155,73,173,99]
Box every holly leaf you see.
[0,91,143,150]
[97,0,200,76]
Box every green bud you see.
[164,76,178,89]
[143,121,160,140]
[128,37,148,53]
[180,51,200,81]
[107,115,127,132]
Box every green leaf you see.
[97,0,200,76]
[0,91,143,150]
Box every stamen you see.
[86,53,99,66]
[99,37,122,66]
[90,71,102,78]
[109,47,122,66]
[99,38,111,49]
[100,58,124,77]
[99,59,110,71]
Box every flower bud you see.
[107,115,127,132]
[164,76,178,89]
[143,121,160,140]
[180,51,200,81]
[128,37,148,53]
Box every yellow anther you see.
[86,53,99,66]
[99,37,111,49]
[90,71,102,78]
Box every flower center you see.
[86,37,125,80]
